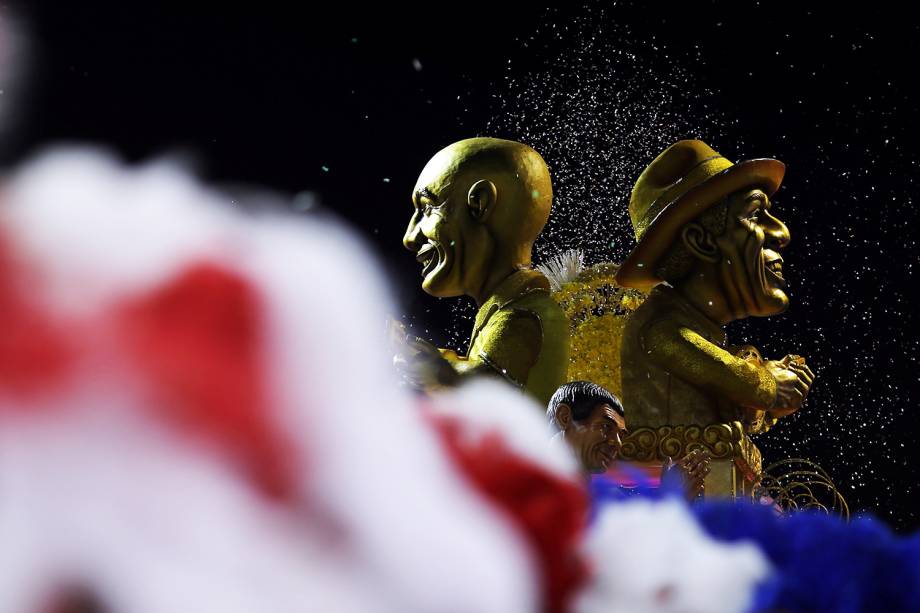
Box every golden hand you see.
[765,355,815,417]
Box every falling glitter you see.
[444,4,736,347]
[433,3,918,530]
[485,6,736,268]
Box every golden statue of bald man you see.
[393,137,569,406]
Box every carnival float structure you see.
[398,136,845,515]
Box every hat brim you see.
[616,158,786,290]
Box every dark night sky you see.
[7,2,919,530]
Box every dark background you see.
[7,2,919,529]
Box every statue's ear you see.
[467,180,497,222]
[681,222,719,264]
[554,403,573,431]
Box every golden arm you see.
[642,319,778,410]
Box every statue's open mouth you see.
[416,243,438,278]
[764,252,785,287]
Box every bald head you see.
[414,137,553,251]
[404,137,554,302]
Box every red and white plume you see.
[0,149,545,613]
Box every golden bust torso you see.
[465,269,570,406]
[620,285,776,429]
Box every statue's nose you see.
[403,218,424,252]
[764,212,791,250]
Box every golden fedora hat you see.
[615,140,785,290]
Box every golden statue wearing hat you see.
[614,140,815,495]
[616,139,815,428]
[393,137,569,406]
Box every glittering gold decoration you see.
[618,421,762,477]
[552,263,646,398]
[754,459,850,520]
[736,433,762,481]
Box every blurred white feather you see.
[575,498,770,613]
[536,249,585,291]
[0,148,538,613]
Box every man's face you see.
[403,152,492,297]
[567,403,627,474]
[715,189,791,318]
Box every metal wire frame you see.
[753,458,849,520]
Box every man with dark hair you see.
[547,381,627,474]
[548,381,710,497]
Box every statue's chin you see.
[422,282,463,299]
[773,291,790,312]
[752,290,789,317]
[421,259,459,297]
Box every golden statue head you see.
[404,137,552,303]
[616,140,792,322]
